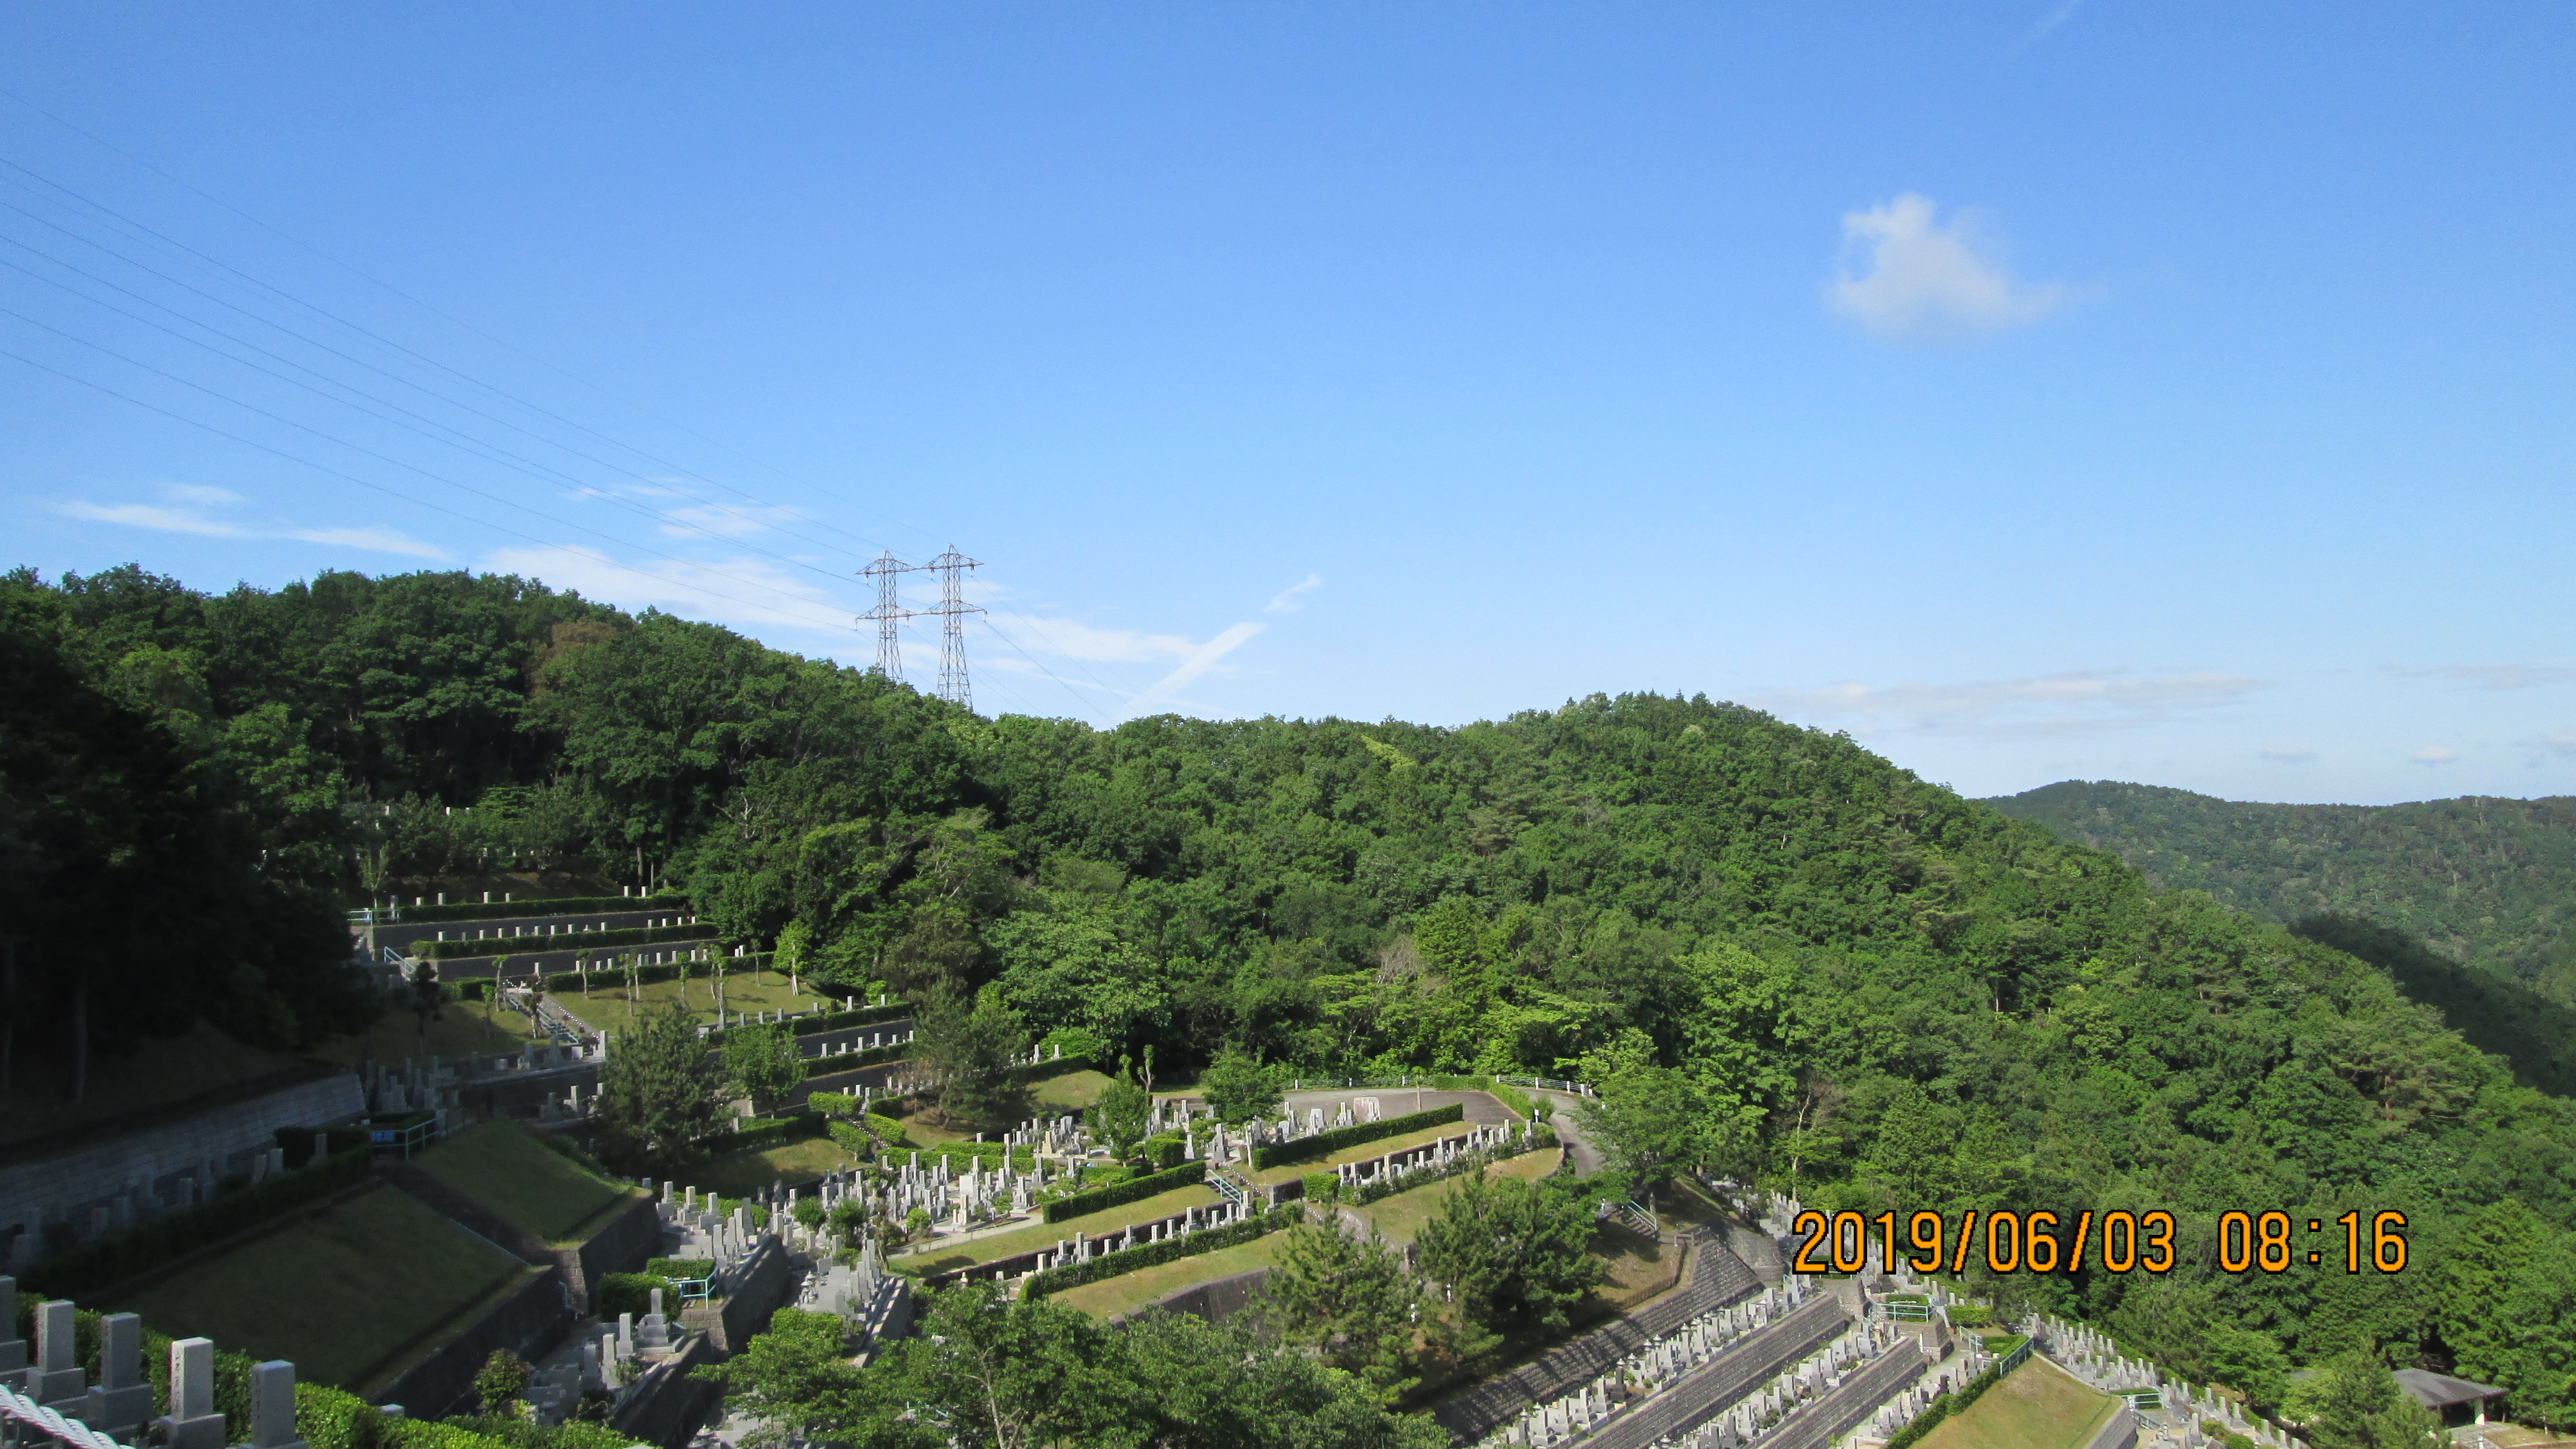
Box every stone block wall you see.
[0,1074,365,1262]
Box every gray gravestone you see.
[32,1299,86,1406]
[157,1337,230,1449]
[79,1312,153,1433]
[249,1361,307,1449]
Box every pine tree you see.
[597,997,721,1168]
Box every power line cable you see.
[0,344,877,637]
[0,138,921,555]
[0,316,887,638]
[0,244,920,594]
[0,115,1126,722]
[0,190,877,561]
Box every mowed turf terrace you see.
[891,1181,1225,1276]
[1915,1359,2120,1449]
[415,1121,639,1241]
[110,1185,536,1393]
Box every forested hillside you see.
[6,565,2575,1423]
[1987,781,2576,1000]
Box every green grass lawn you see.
[1352,1149,1561,1247]
[891,1182,1224,1274]
[112,1185,536,1392]
[2,1023,311,1149]
[416,1121,637,1242]
[314,1003,546,1068]
[1031,1070,1114,1110]
[683,1134,866,1197]
[1051,1232,1292,1320]
[560,969,844,1031]
[1917,1360,2119,1449]
[1251,1123,1478,1185]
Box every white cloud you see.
[2012,0,2085,51]
[2411,745,2459,765]
[55,486,447,558]
[163,483,244,506]
[2388,664,2576,690]
[657,503,806,541]
[481,544,846,633]
[986,611,1203,664]
[285,526,449,559]
[2526,730,2576,759]
[56,500,252,537]
[1760,667,2264,738]
[1121,622,1267,721]
[1264,574,1325,614]
[2260,745,2316,763]
[1828,193,2072,341]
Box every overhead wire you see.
[0,142,919,558]
[0,345,870,637]
[0,169,1127,718]
[0,115,1129,722]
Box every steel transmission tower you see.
[922,544,985,710]
[858,552,919,681]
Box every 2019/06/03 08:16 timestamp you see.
[1788,1209,2412,1276]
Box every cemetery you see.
[0,885,2527,1449]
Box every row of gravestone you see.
[0,1278,309,1449]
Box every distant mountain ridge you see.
[1986,781,2576,992]
[1988,780,2576,1095]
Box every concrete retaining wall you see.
[567,1196,665,1312]
[1765,1341,1928,1449]
[1,1074,366,1261]
[608,1336,723,1449]
[1580,1294,1849,1449]
[373,1266,575,1416]
[678,1237,798,1354]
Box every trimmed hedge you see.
[1347,1127,1552,1206]
[1251,1102,1464,1170]
[1025,1205,1299,1298]
[1301,1171,1339,1204]
[595,1272,676,1321]
[1142,1134,1185,1171]
[274,1124,372,1169]
[1010,1050,1100,1083]
[708,1114,821,1153]
[23,1148,373,1298]
[422,923,713,961]
[1883,1341,2025,1449]
[14,1291,646,1449]
[1043,1161,1207,1223]
[400,893,686,924]
[803,1041,907,1078]
[704,999,910,1045]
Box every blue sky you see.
[3,3,2571,804]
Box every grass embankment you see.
[1031,1070,1114,1110]
[1915,1360,2119,1449]
[1,1024,314,1149]
[315,1003,549,1067]
[557,970,840,1029]
[1249,1123,1478,1186]
[1054,1233,1292,1320]
[1353,1149,1560,1246]
[416,1121,636,1242]
[111,1185,534,1391]
[890,1183,1224,1275]
[688,1135,866,1197]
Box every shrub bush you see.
[1249,1102,1465,1170]
[23,1148,372,1298]
[1041,1161,1207,1223]
[402,894,686,924]
[708,1114,820,1153]
[1024,1205,1298,1297]
[1301,1171,1339,1204]
[422,923,712,960]
[1143,1134,1185,1171]
[595,1273,674,1320]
